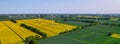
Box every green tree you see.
[107,32,112,36]
[10,19,17,23]
[25,35,40,44]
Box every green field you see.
[38,24,120,44]
[97,20,120,24]
[37,16,120,44]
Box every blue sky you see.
[0,0,120,14]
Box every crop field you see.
[0,18,77,44]
[97,20,120,24]
[60,21,90,26]
[16,19,77,37]
[3,21,41,39]
[36,16,120,44]
[0,15,120,44]
[76,18,120,25]
[39,24,120,44]
[0,22,23,44]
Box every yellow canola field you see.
[3,21,41,39]
[17,20,58,37]
[0,18,77,44]
[25,19,71,30]
[111,33,120,38]
[0,22,23,44]
[17,18,77,37]
[27,19,77,31]
[33,18,55,24]
[22,20,66,33]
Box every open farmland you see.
[97,20,120,24]
[0,14,120,44]
[0,22,23,44]
[16,18,77,37]
[37,15,120,44]
[3,21,41,39]
[39,24,120,44]
[0,16,78,44]
[1,0,120,43]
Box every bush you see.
[107,32,112,36]
[25,35,40,44]
[10,19,17,23]
[63,19,67,21]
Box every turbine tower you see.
[38,13,40,23]
[51,11,54,25]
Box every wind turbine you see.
[38,13,41,23]
[51,11,54,25]
[23,14,26,19]
[96,12,99,22]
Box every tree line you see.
[20,23,47,38]
[10,19,17,23]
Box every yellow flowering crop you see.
[3,21,42,39]
[17,18,77,37]
[17,20,58,37]
[111,33,120,38]
[0,22,23,44]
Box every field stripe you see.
[61,34,92,44]
[2,22,25,41]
